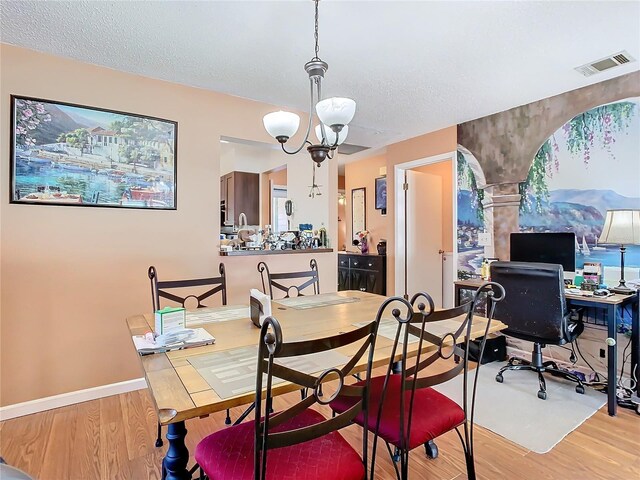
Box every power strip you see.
[617,390,640,415]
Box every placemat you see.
[276,293,360,310]
[188,346,350,399]
[185,305,250,326]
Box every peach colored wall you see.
[261,167,287,227]
[413,161,453,251]
[386,127,457,294]
[337,175,346,250]
[344,154,389,253]
[0,44,338,406]
[344,130,456,296]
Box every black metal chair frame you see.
[257,259,320,299]
[147,264,228,449]
[250,314,379,480]
[149,264,227,313]
[371,283,505,480]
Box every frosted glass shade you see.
[263,111,300,139]
[315,124,349,146]
[315,97,356,128]
[598,209,640,245]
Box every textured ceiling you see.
[2,1,639,153]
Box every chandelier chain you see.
[313,0,320,60]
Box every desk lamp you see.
[598,209,640,294]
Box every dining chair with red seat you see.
[194,310,382,480]
[330,282,505,480]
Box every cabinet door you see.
[365,271,383,295]
[234,172,260,225]
[338,268,350,291]
[350,269,367,293]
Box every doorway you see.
[395,151,457,307]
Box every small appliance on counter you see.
[377,239,387,256]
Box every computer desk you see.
[454,278,639,416]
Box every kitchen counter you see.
[219,248,333,256]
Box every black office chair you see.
[257,258,320,299]
[147,263,229,447]
[489,261,586,400]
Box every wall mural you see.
[457,150,486,278]
[458,98,640,278]
[519,99,640,270]
[457,98,640,331]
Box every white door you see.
[404,169,443,306]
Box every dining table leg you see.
[162,421,191,480]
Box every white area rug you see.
[433,361,607,454]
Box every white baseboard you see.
[0,377,147,421]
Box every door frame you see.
[394,150,458,302]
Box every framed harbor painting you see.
[10,95,177,209]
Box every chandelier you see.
[262,0,356,167]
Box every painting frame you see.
[375,176,387,213]
[10,95,178,210]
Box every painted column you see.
[481,183,521,262]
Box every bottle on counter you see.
[319,224,327,248]
[480,258,490,280]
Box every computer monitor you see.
[509,232,576,275]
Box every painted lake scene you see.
[457,99,640,283]
[11,96,176,209]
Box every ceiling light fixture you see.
[262,0,356,167]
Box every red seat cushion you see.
[331,375,465,450]
[195,408,365,480]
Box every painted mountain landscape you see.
[12,97,176,209]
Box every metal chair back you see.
[148,263,227,312]
[372,282,505,479]
[254,312,380,480]
[257,259,320,298]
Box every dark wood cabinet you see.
[220,171,259,226]
[337,253,386,295]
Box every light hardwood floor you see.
[1,385,639,479]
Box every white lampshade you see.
[315,124,349,146]
[263,111,300,139]
[598,209,640,245]
[315,97,356,128]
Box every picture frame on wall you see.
[10,95,177,210]
[375,176,387,214]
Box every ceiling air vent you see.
[338,143,370,156]
[575,51,635,77]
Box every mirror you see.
[351,187,366,238]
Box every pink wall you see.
[386,127,457,294]
[345,128,457,294]
[337,175,347,250]
[261,167,287,227]
[0,44,338,406]
[413,161,454,251]
[344,154,389,252]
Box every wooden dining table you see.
[126,290,506,480]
